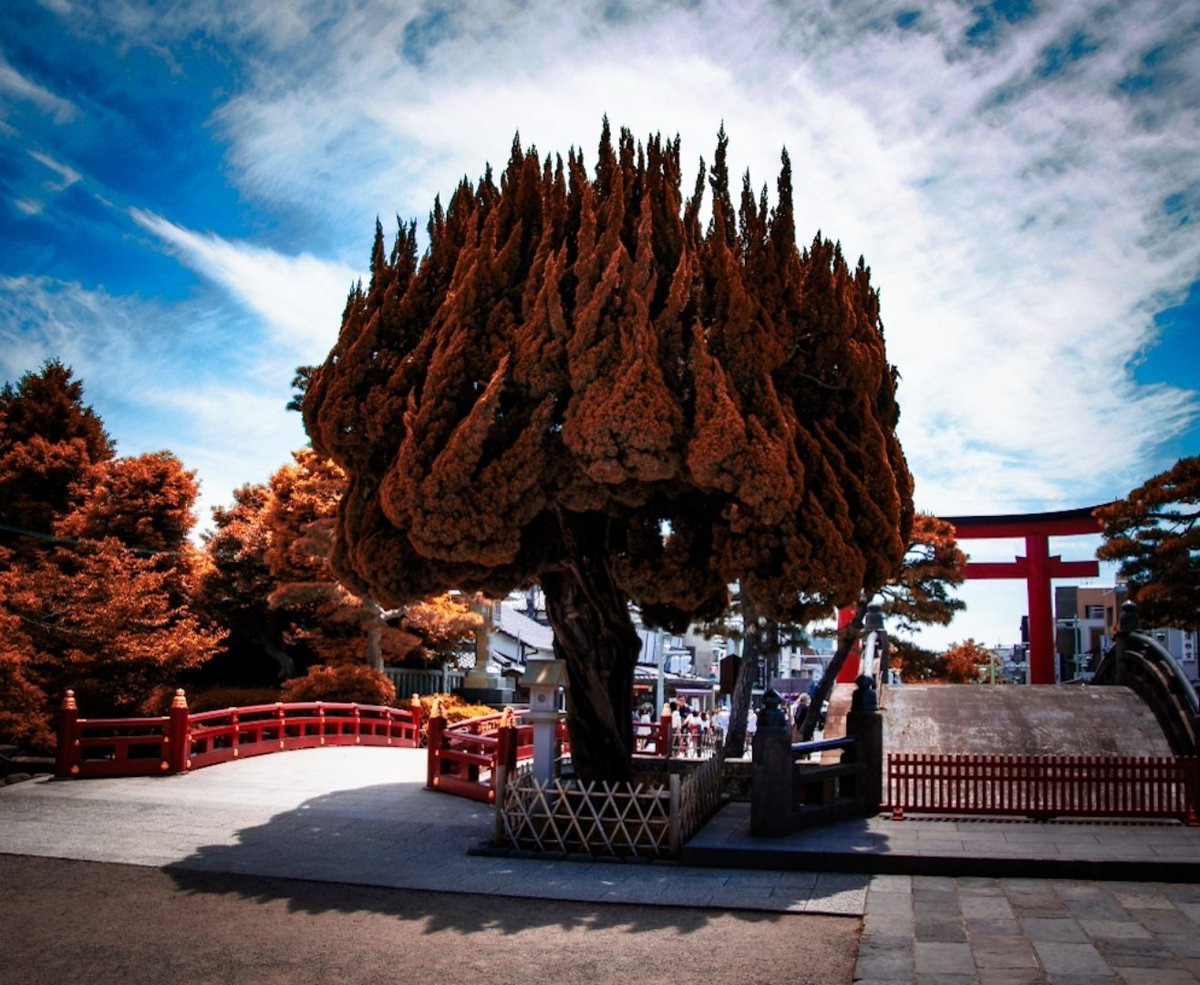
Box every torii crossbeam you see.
[942,507,1102,685]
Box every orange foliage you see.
[940,639,994,684]
[303,124,915,780]
[280,664,397,706]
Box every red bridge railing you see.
[426,710,719,804]
[425,709,572,804]
[55,689,422,779]
[888,752,1200,823]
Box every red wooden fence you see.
[888,753,1200,823]
[425,709,573,804]
[425,710,713,804]
[55,690,423,779]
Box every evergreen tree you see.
[194,483,290,686]
[305,126,914,781]
[0,360,113,563]
[1096,456,1200,628]
[0,365,220,739]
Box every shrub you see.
[186,687,283,713]
[280,664,397,706]
[414,692,499,724]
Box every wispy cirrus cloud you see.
[127,208,357,364]
[0,54,77,124]
[192,0,1200,513]
[28,149,81,191]
[0,274,307,529]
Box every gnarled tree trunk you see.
[722,597,760,758]
[541,510,641,783]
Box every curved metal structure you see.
[1093,629,1200,757]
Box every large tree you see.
[305,125,913,781]
[0,360,113,563]
[6,451,221,719]
[1095,456,1199,628]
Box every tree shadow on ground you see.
[163,781,864,938]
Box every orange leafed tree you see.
[4,450,222,725]
[0,360,113,563]
[264,448,479,674]
[0,365,222,746]
[940,639,994,684]
[1095,456,1200,629]
[304,124,914,781]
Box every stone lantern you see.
[518,657,567,783]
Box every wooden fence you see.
[426,710,724,805]
[887,753,1200,823]
[494,748,725,859]
[55,690,423,779]
[425,710,553,804]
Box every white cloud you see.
[127,208,359,364]
[0,55,77,122]
[0,275,305,534]
[9,0,1200,643]
[178,0,1200,519]
[28,149,81,190]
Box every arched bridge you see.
[1093,604,1200,757]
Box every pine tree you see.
[194,483,291,686]
[305,126,914,781]
[0,360,113,563]
[1096,456,1200,628]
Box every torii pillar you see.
[942,508,1102,685]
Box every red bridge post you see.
[167,689,190,773]
[55,691,81,778]
[409,694,423,748]
[426,711,446,789]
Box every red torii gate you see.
[941,507,1103,685]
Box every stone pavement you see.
[4,746,1200,983]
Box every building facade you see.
[1054,584,1199,683]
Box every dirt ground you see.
[0,855,861,985]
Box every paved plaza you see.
[3,745,1200,982]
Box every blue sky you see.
[2,0,1198,648]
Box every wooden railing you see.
[55,690,423,779]
[888,753,1200,823]
[426,710,571,804]
[427,710,725,805]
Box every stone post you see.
[1114,600,1140,687]
[845,674,883,815]
[750,689,794,837]
[519,658,567,784]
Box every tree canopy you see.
[0,360,113,563]
[305,124,914,780]
[0,364,221,746]
[1096,456,1200,629]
